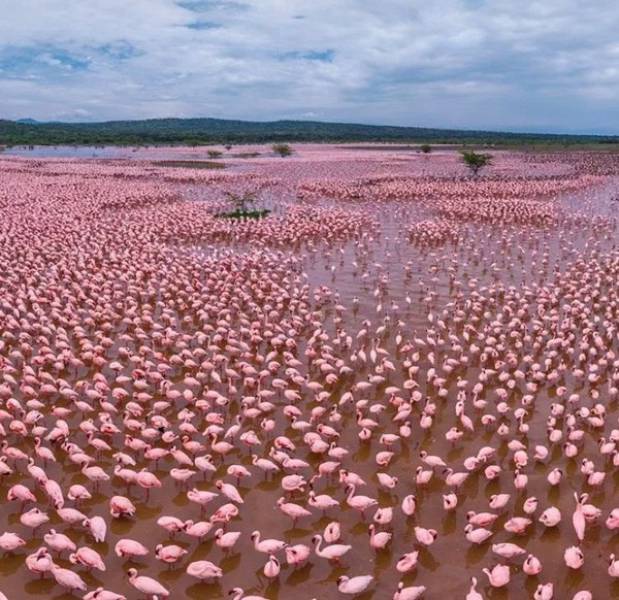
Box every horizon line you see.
[4,115,619,139]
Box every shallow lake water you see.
[0,148,618,600]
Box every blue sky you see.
[1,0,618,133]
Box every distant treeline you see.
[1,117,618,146]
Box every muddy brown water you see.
[1,164,618,600]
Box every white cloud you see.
[0,0,618,132]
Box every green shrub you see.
[460,150,493,176]
[272,143,293,157]
[224,190,257,213]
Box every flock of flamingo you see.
[0,144,618,599]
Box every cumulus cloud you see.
[1,0,618,132]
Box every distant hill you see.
[1,117,618,146]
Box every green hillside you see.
[1,117,617,146]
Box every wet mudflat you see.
[0,146,618,600]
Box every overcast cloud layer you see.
[1,0,618,133]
